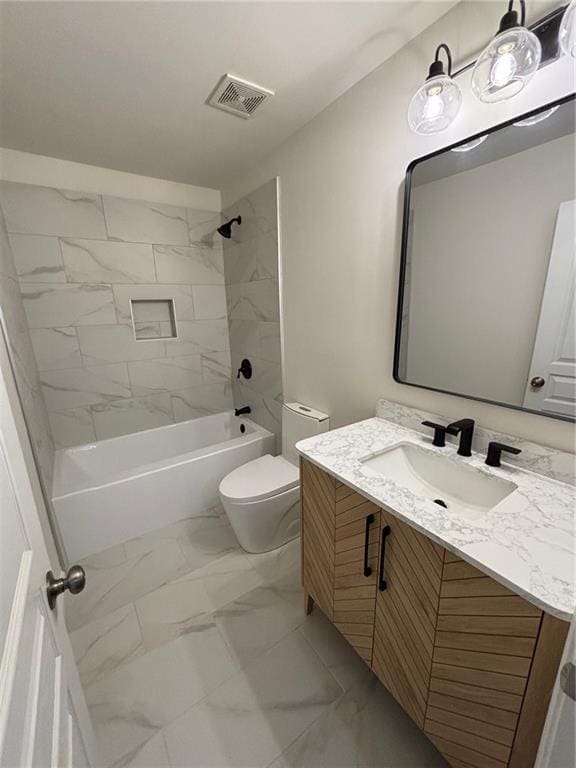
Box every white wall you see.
[0,148,221,211]
[222,0,576,452]
[406,133,575,406]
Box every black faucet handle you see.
[422,421,448,447]
[446,418,475,435]
[446,418,475,457]
[485,442,522,468]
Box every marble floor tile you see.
[134,573,213,651]
[108,732,170,768]
[191,549,265,612]
[68,539,188,631]
[267,674,446,768]
[299,608,370,693]
[70,604,145,687]
[163,630,343,768]
[123,508,238,572]
[246,537,301,589]
[213,584,305,669]
[86,625,237,766]
[80,542,128,569]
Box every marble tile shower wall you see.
[223,179,283,452]
[0,205,55,487]
[0,181,233,448]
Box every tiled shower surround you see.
[0,205,55,487]
[223,179,283,452]
[0,181,234,447]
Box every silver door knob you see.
[46,565,86,610]
[530,376,546,389]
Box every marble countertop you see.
[296,417,575,621]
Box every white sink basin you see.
[360,442,517,518]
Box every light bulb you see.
[423,86,445,120]
[472,26,541,103]
[490,49,517,87]
[559,0,576,58]
[408,75,461,134]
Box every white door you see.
[536,614,575,768]
[524,200,576,417]
[0,328,97,768]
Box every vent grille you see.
[207,74,274,119]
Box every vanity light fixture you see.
[559,0,576,57]
[471,0,542,103]
[513,104,559,126]
[408,44,461,134]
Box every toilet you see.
[219,402,329,553]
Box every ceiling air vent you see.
[207,74,274,119]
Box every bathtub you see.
[52,412,275,561]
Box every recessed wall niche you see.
[130,298,177,340]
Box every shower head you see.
[217,216,241,239]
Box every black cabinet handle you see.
[378,525,391,592]
[363,513,375,577]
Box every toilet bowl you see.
[219,402,329,553]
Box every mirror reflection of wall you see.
[397,96,576,421]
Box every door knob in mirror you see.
[46,565,86,609]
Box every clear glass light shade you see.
[451,135,488,152]
[560,0,576,58]
[471,27,542,103]
[408,75,462,134]
[513,105,558,126]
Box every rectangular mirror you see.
[395,95,575,422]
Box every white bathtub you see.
[52,412,275,561]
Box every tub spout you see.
[235,406,251,416]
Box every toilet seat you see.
[219,454,299,503]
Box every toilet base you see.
[220,485,301,554]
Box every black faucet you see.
[446,419,475,457]
[422,421,448,447]
[485,442,521,467]
[234,406,251,417]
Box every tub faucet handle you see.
[237,359,252,380]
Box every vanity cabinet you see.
[300,458,569,768]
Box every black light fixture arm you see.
[499,0,527,33]
[428,43,453,79]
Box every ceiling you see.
[0,1,455,191]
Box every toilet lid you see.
[219,455,299,503]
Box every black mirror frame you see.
[393,91,576,423]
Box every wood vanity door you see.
[300,459,336,619]
[425,551,545,768]
[372,509,444,729]
[333,482,380,663]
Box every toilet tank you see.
[282,402,329,466]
